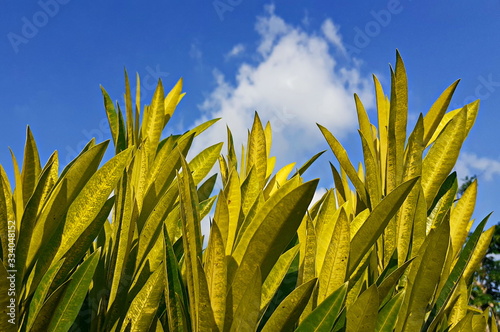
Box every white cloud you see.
[192,5,374,168]
[226,44,245,59]
[301,9,310,27]
[455,153,500,181]
[189,42,202,60]
[321,19,346,55]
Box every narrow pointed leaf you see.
[349,178,418,275]
[346,285,379,332]
[318,124,369,206]
[375,291,405,332]
[261,278,317,332]
[47,249,101,332]
[122,264,165,332]
[423,80,460,146]
[295,282,348,332]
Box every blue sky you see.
[1,0,499,228]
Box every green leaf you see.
[198,173,218,202]
[195,258,218,332]
[427,173,457,233]
[463,220,495,282]
[346,284,379,332]
[292,151,326,177]
[101,86,119,146]
[189,142,223,185]
[348,178,418,275]
[376,258,414,304]
[21,126,42,207]
[240,167,259,216]
[295,282,348,332]
[298,215,317,291]
[316,197,344,274]
[398,218,450,331]
[136,186,179,269]
[375,291,404,332]
[178,155,205,329]
[47,249,101,332]
[359,130,381,207]
[386,51,408,192]
[229,268,262,332]
[261,245,300,312]
[124,69,135,147]
[261,278,317,332]
[15,154,57,279]
[22,141,108,281]
[122,264,165,332]
[30,280,70,332]
[425,215,489,329]
[25,259,65,331]
[164,226,187,332]
[108,178,136,309]
[48,196,114,293]
[230,179,318,309]
[54,148,132,263]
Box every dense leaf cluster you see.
[0,53,497,331]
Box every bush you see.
[0,52,496,331]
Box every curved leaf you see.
[261,278,317,332]
[47,249,101,332]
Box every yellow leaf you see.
[204,221,227,331]
[141,81,165,164]
[224,168,241,255]
[463,225,495,281]
[346,284,379,332]
[450,180,477,258]
[423,80,461,146]
[164,78,183,127]
[318,208,349,303]
[247,113,267,188]
[421,107,466,207]
[54,148,132,263]
[318,124,369,207]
